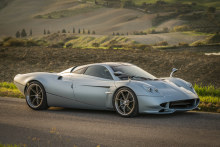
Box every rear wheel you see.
[25,81,48,110]
[113,87,138,117]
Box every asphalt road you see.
[0,97,220,147]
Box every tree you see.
[121,0,134,8]
[88,30,90,34]
[78,28,81,34]
[95,0,98,5]
[92,30,96,34]
[73,27,75,33]
[44,29,46,35]
[142,2,147,7]
[83,28,85,34]
[207,7,216,13]
[15,31,20,38]
[92,42,100,47]
[113,32,115,35]
[29,29,32,36]
[47,30,50,34]
[62,29,66,33]
[21,29,27,37]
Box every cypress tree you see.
[73,27,75,33]
[29,29,32,36]
[44,29,46,35]
[62,29,66,33]
[83,28,85,34]
[47,30,50,34]
[16,31,20,38]
[88,30,90,34]
[92,30,96,34]
[21,29,27,37]
[78,28,81,34]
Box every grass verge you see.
[0,82,219,112]
[0,144,25,147]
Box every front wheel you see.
[113,87,138,117]
[25,81,48,110]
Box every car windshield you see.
[111,65,156,80]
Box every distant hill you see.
[0,0,219,44]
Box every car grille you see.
[169,99,199,109]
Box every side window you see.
[84,65,113,80]
[72,67,87,74]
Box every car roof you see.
[92,62,133,67]
[71,62,133,72]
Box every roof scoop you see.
[170,68,178,78]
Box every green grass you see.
[194,84,220,97]
[181,31,213,36]
[64,36,135,48]
[0,82,219,112]
[132,0,220,9]
[0,82,17,89]
[0,82,24,98]
[0,144,25,147]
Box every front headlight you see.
[143,85,159,93]
[186,82,193,89]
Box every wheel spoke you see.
[119,103,124,108]
[36,86,39,94]
[116,98,123,101]
[32,97,37,104]
[128,100,134,103]
[31,88,37,94]
[122,106,126,114]
[126,105,131,110]
[121,92,126,100]
[126,93,130,100]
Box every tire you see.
[113,87,138,117]
[25,81,48,110]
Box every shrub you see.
[2,36,12,42]
[135,44,152,50]
[178,42,189,47]
[65,43,73,48]
[3,38,26,47]
[51,41,64,48]
[26,40,39,46]
[207,7,216,13]
[162,27,169,33]
[173,25,190,32]
[155,41,168,46]
[92,42,100,47]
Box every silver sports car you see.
[14,62,200,117]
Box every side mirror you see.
[114,71,124,76]
[58,76,63,80]
[170,68,178,78]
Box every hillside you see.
[0,0,219,45]
[0,46,219,87]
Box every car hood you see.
[138,79,198,101]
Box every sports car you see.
[14,62,200,117]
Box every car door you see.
[46,73,74,99]
[73,65,115,108]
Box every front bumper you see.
[137,95,200,114]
